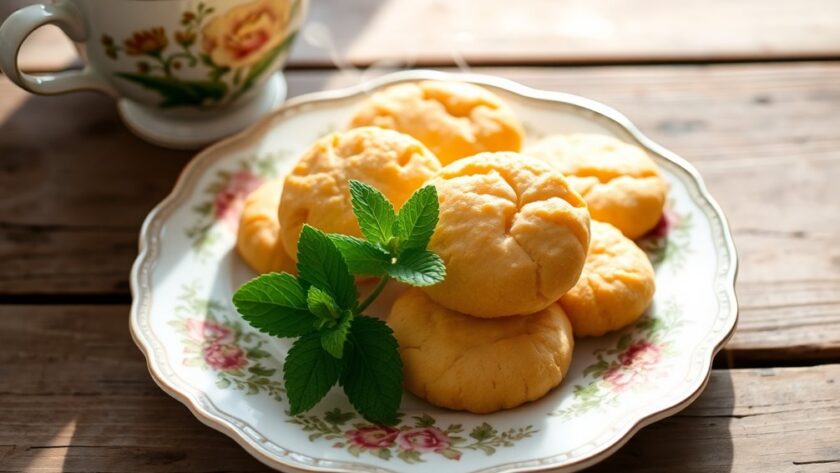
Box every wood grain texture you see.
[3,0,840,72]
[2,63,840,361]
[0,81,192,296]
[294,0,840,66]
[0,305,838,472]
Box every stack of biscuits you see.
[236,80,663,414]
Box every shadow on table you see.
[0,300,271,471]
[587,366,736,473]
[0,86,194,298]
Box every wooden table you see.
[2,1,840,471]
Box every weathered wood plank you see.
[0,305,838,472]
[2,63,840,361]
[3,0,840,72]
[294,0,840,66]
[0,83,192,296]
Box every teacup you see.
[0,0,308,148]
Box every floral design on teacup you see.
[102,0,300,108]
[202,0,292,69]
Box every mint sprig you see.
[232,181,445,425]
[331,180,445,288]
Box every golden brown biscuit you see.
[389,288,574,414]
[560,221,656,337]
[279,127,441,260]
[526,134,668,239]
[236,179,296,274]
[348,81,524,165]
[422,152,590,318]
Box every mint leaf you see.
[232,273,314,337]
[297,225,357,310]
[349,180,396,244]
[340,316,403,425]
[306,285,340,328]
[284,332,343,415]
[329,234,391,276]
[386,249,446,286]
[235,179,449,423]
[321,311,353,358]
[396,185,439,250]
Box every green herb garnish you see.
[232,180,445,425]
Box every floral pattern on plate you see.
[290,410,536,463]
[551,300,686,419]
[637,204,694,270]
[186,151,288,257]
[168,279,538,460]
[168,282,285,400]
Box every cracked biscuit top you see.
[422,152,590,318]
[278,127,441,260]
[348,80,524,165]
[526,134,668,239]
[388,288,574,414]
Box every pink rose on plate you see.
[618,341,662,370]
[647,207,679,239]
[345,426,399,449]
[603,367,634,392]
[203,343,248,371]
[213,169,264,230]
[186,319,234,344]
[396,427,450,453]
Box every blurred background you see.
[4,0,840,70]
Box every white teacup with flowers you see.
[0,0,308,148]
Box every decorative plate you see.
[130,70,738,473]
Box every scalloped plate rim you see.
[129,69,739,473]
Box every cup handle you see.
[0,2,115,96]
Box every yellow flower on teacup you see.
[201,0,291,68]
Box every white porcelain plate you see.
[130,70,738,473]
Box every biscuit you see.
[560,221,656,337]
[236,179,296,274]
[422,152,590,318]
[348,80,524,165]
[389,288,574,414]
[279,127,441,259]
[526,134,667,239]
